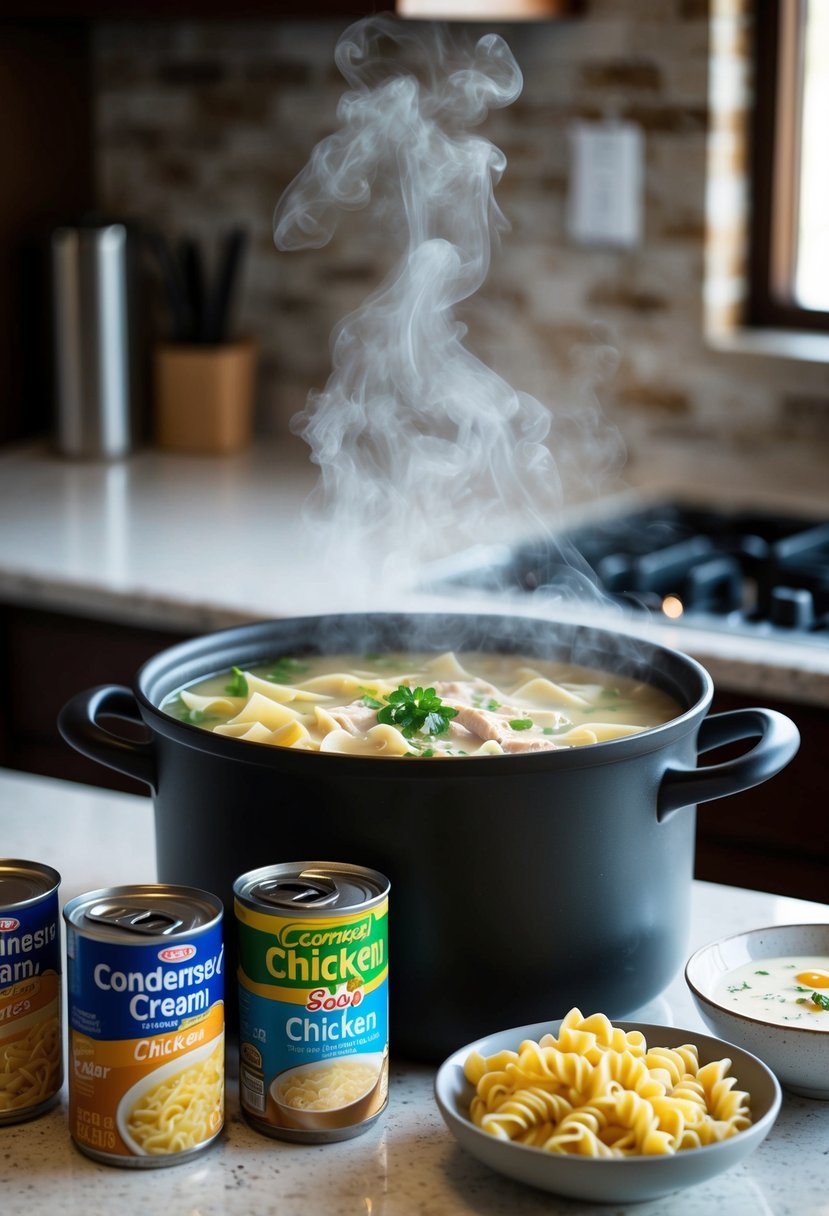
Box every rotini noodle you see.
[125,1041,224,1155]
[464,1009,753,1158]
[0,1015,61,1112]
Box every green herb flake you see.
[224,666,248,697]
[509,718,534,731]
[754,969,770,976]
[266,656,310,683]
[168,695,220,727]
[727,981,751,993]
[357,686,383,710]
[811,991,829,1011]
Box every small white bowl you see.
[435,1019,781,1203]
[686,923,829,1100]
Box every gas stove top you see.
[430,501,829,646]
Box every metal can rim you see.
[233,861,390,916]
[0,859,61,909]
[63,883,223,941]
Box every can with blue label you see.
[0,859,62,1125]
[63,884,224,1167]
[234,862,389,1143]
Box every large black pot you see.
[58,612,799,1061]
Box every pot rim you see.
[133,611,714,775]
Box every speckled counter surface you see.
[1,768,828,1216]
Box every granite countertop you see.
[1,767,828,1216]
[1,437,829,705]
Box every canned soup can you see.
[0,860,62,1124]
[63,884,224,1167]
[234,862,390,1144]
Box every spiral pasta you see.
[464,1009,752,1157]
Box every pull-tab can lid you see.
[64,884,222,942]
[234,862,389,917]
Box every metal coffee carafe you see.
[51,220,144,459]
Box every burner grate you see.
[431,502,829,644]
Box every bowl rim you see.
[685,922,829,1039]
[435,1017,782,1169]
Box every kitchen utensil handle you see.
[657,708,800,819]
[58,685,157,792]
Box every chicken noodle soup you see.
[235,862,389,1143]
[465,1008,753,1157]
[274,1056,381,1112]
[123,1039,225,1155]
[63,884,224,1167]
[714,956,829,1027]
[164,650,681,758]
[0,860,62,1124]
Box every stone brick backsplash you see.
[93,5,829,480]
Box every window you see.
[750,0,829,330]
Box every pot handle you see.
[58,685,157,793]
[657,708,800,819]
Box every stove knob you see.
[769,586,815,629]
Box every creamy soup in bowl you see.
[161,649,681,758]
[714,957,829,1028]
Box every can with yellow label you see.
[63,884,224,1167]
[0,859,62,1125]
[234,861,389,1143]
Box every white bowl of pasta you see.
[434,1009,781,1203]
[116,1036,225,1159]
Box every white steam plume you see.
[275,16,605,600]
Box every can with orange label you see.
[0,859,62,1125]
[63,884,224,1167]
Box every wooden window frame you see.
[749,0,829,331]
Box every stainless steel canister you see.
[51,221,144,459]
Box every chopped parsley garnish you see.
[509,718,534,731]
[266,656,311,683]
[224,666,248,697]
[754,969,770,976]
[358,687,383,710]
[727,981,751,993]
[377,686,458,739]
[811,991,829,1011]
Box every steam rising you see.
[275,17,608,602]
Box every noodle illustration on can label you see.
[0,860,62,1124]
[63,884,224,1167]
[234,862,389,1143]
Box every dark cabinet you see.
[0,602,191,795]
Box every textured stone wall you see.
[93,4,829,473]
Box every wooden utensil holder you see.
[154,339,257,454]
